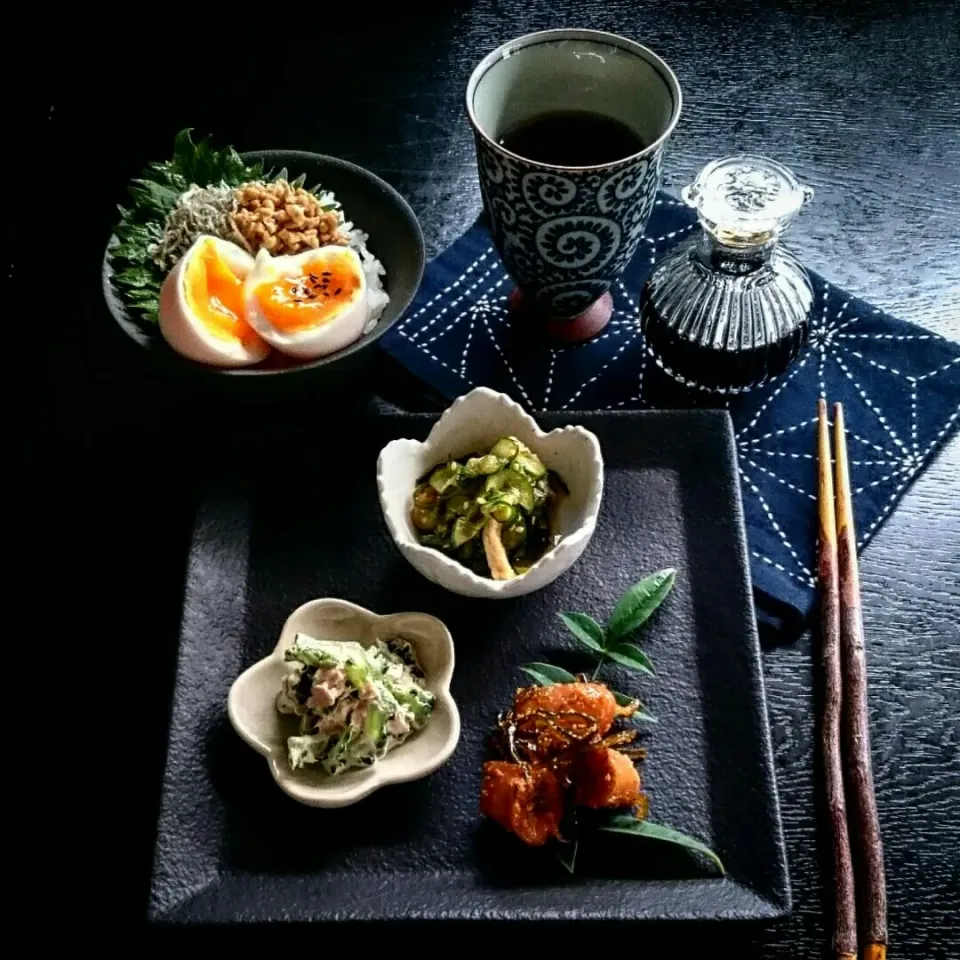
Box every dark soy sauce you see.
[497,110,646,166]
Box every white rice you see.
[314,189,390,335]
[343,222,390,335]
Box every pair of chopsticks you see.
[817,400,887,960]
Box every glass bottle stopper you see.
[682,155,814,251]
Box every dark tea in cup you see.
[497,110,647,168]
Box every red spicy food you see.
[574,745,648,811]
[515,682,621,733]
[479,761,565,846]
[480,680,648,846]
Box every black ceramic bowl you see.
[101,150,424,393]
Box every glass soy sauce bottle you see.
[642,156,815,393]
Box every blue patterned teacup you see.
[467,29,682,338]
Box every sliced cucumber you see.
[463,454,505,477]
[512,449,547,479]
[490,437,520,460]
[485,470,536,511]
[446,493,473,516]
[390,684,436,725]
[451,516,484,547]
[364,704,386,747]
[344,660,368,688]
[428,462,461,493]
[488,500,517,524]
[501,519,527,552]
[417,533,447,549]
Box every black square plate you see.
[149,410,790,923]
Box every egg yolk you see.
[252,253,362,333]
[184,240,259,344]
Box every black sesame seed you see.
[335,287,342,295]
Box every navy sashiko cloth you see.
[382,195,960,630]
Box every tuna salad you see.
[277,633,435,775]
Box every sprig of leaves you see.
[521,570,675,716]
[516,569,723,876]
[560,568,674,682]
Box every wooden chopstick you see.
[833,402,888,960]
[817,398,858,960]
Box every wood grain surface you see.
[52,1,958,952]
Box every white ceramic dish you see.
[377,387,604,598]
[227,598,460,808]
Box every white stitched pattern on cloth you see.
[385,208,960,613]
[406,258,500,340]
[398,247,494,333]
[740,466,813,578]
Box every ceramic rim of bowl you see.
[465,28,683,173]
[103,150,425,378]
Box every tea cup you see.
[466,29,682,341]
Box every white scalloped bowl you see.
[227,598,460,808]
[377,387,604,598]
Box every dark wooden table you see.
[57,1,958,951]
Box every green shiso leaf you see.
[112,265,156,289]
[126,185,177,220]
[107,129,270,329]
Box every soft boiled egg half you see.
[243,245,370,359]
[158,235,270,367]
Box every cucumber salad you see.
[277,634,435,774]
[410,436,567,581]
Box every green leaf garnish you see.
[107,129,270,328]
[604,642,656,677]
[503,572,701,875]
[519,663,577,686]
[555,839,578,874]
[598,814,725,874]
[129,179,183,215]
[610,690,657,722]
[607,568,676,640]
[557,611,605,652]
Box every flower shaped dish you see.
[228,598,460,808]
[377,387,604,598]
